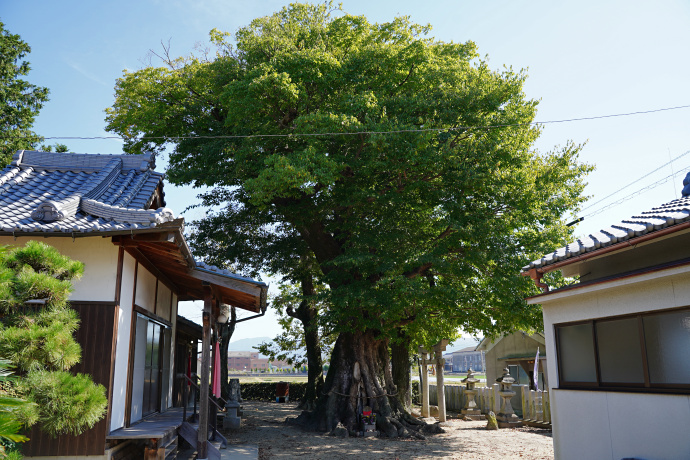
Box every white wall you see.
[539,266,690,460]
[135,265,156,312]
[156,283,172,322]
[109,252,136,432]
[0,236,118,302]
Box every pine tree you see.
[0,242,107,437]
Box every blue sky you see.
[4,0,690,341]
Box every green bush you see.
[412,381,420,405]
[240,382,307,402]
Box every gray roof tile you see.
[523,194,690,272]
[0,150,173,234]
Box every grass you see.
[238,375,309,383]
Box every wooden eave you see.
[112,232,266,313]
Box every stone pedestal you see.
[495,368,521,428]
[461,368,483,420]
[223,378,243,430]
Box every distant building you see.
[447,346,485,373]
[227,351,288,371]
[228,351,258,371]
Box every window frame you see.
[554,306,690,394]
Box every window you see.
[555,307,690,392]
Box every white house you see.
[0,150,268,459]
[522,175,690,460]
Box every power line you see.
[581,166,689,220]
[580,149,690,212]
[2,104,690,142]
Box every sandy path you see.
[222,401,554,459]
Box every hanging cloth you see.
[187,351,192,386]
[212,341,222,398]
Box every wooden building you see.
[476,331,546,389]
[522,174,690,460]
[0,150,267,459]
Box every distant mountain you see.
[229,336,272,358]
[230,335,481,359]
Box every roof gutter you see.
[522,221,690,291]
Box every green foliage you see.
[20,371,106,436]
[37,143,68,153]
[106,3,592,350]
[0,243,105,437]
[0,360,33,456]
[256,283,333,366]
[0,307,81,372]
[0,22,50,165]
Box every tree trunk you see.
[219,307,237,401]
[301,315,323,410]
[391,330,412,411]
[287,273,324,410]
[294,330,427,437]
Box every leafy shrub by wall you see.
[240,382,307,401]
[412,381,420,405]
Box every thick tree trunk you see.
[391,330,412,411]
[219,307,237,401]
[294,330,428,438]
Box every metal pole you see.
[198,284,212,459]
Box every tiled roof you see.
[0,150,174,234]
[523,194,690,272]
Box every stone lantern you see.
[460,368,483,420]
[495,367,521,428]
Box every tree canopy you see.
[106,2,591,431]
[0,22,51,165]
[107,2,588,340]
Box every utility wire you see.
[581,166,690,220]
[580,149,690,212]
[2,104,690,142]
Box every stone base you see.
[498,419,522,428]
[223,415,241,430]
[497,413,522,428]
[461,409,483,420]
[363,430,378,438]
[223,402,243,429]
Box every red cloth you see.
[187,353,192,386]
[212,341,221,398]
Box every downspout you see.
[526,268,549,293]
[234,287,269,323]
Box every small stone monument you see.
[223,378,243,430]
[461,368,483,420]
[495,368,521,428]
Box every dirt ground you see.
[222,401,554,460]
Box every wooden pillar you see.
[435,352,446,422]
[419,347,429,418]
[198,283,212,459]
[433,340,449,422]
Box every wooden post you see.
[433,340,449,422]
[198,283,212,459]
[435,353,446,422]
[419,347,429,418]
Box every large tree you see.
[0,242,107,437]
[105,3,591,435]
[0,22,50,165]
